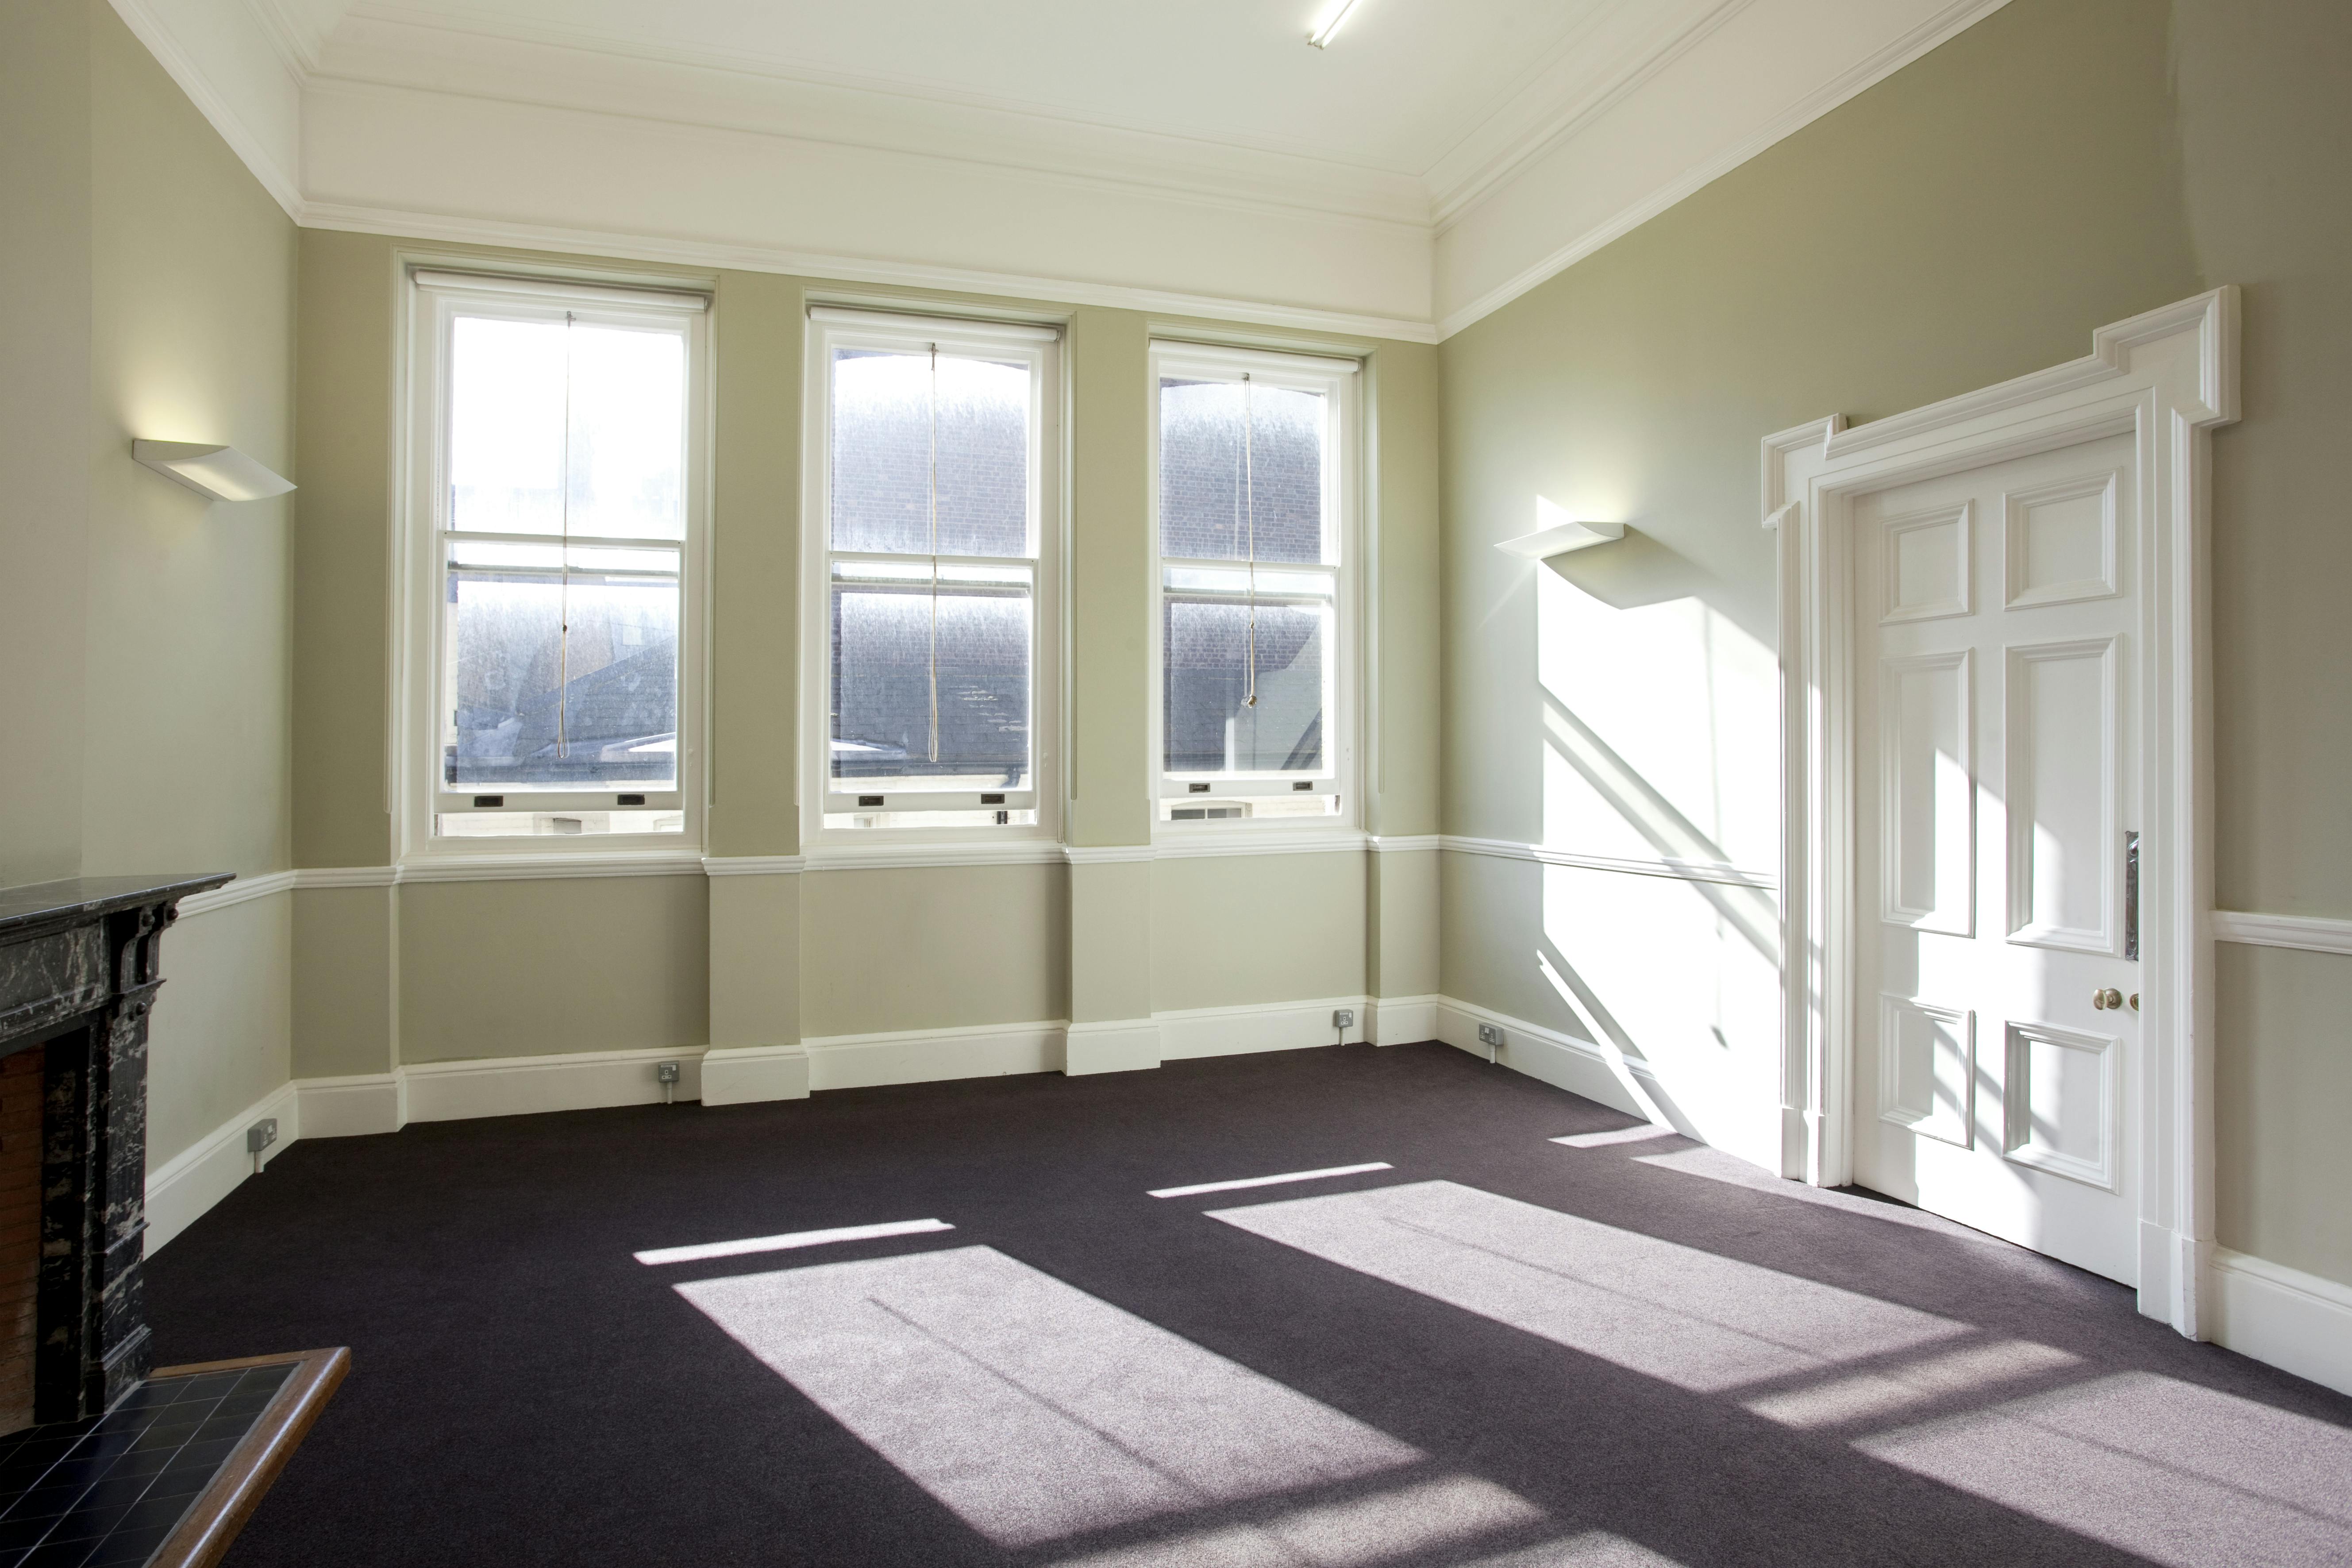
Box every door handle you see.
[2092,988,2124,1010]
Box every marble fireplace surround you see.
[0,876,227,1429]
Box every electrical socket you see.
[655,1061,681,1085]
[1477,1023,1505,1049]
[245,1118,278,1156]
[1332,1009,1355,1030]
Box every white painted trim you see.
[1432,0,2011,338]
[1064,1020,1163,1076]
[144,1079,300,1254]
[1433,997,1669,1126]
[700,1044,811,1105]
[173,870,296,917]
[296,1071,406,1137]
[300,203,1441,346]
[2211,910,2352,957]
[1368,835,1442,854]
[804,1020,1066,1090]
[105,0,304,219]
[2210,1250,2352,1398]
[1156,995,1372,1058]
[1767,288,2238,1339]
[1151,831,1371,861]
[804,842,1068,872]
[701,855,807,877]
[402,1045,707,1121]
[1065,845,1155,865]
[1440,836,1777,890]
[1367,994,1440,1045]
[395,852,708,883]
[294,865,398,890]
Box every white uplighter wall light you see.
[132,440,295,502]
[1495,497,1624,559]
[1307,0,1365,48]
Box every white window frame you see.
[801,307,1064,848]
[1147,342,1362,838]
[397,266,713,861]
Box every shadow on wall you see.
[1518,516,1784,1167]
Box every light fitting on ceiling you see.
[1306,0,1365,49]
[132,439,295,502]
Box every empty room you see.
[3,0,2348,1564]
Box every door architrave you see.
[1762,288,2238,1336]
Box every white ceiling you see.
[133,0,2009,336]
[285,0,1718,189]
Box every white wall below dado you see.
[116,0,2017,340]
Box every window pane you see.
[443,542,680,789]
[1163,575,1329,774]
[831,349,1030,557]
[1160,378,1327,565]
[449,315,686,541]
[831,565,1031,788]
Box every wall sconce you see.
[1496,499,1623,560]
[132,440,294,502]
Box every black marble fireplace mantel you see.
[0,875,229,1426]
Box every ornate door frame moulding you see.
[1762,287,2238,1338]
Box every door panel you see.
[1854,432,2140,1285]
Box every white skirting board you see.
[1432,996,1663,1125]
[144,1080,300,1254]
[2210,1249,2352,1398]
[1157,995,1374,1060]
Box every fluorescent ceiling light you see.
[1307,0,1365,48]
[132,439,294,502]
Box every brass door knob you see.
[2093,987,2124,1010]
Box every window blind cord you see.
[1243,372,1258,712]
[928,343,940,766]
[556,309,574,761]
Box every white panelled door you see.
[1853,431,2141,1284]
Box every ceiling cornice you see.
[118,0,2018,342]
[298,200,1446,344]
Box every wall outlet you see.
[1477,1023,1505,1049]
[1332,1009,1355,1030]
[655,1061,681,1085]
[245,1118,278,1156]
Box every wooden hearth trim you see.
[148,1347,350,1568]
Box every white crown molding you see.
[1432,0,2013,338]
[296,200,1442,346]
[122,0,2025,348]
[111,0,304,218]
[2212,910,2352,958]
[1440,835,1778,891]
[174,868,297,916]
[318,4,1432,230]
[1424,0,1755,226]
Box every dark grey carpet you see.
[144,1041,2352,1568]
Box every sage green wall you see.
[0,1,92,890]
[0,3,302,1167]
[288,236,1441,1066]
[1439,0,2352,1285]
[2175,0,2352,1287]
[398,878,708,1063]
